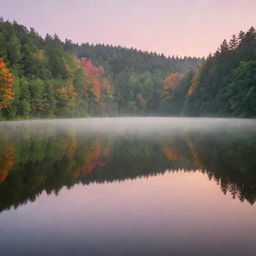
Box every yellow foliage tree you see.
[56,80,77,107]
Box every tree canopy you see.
[0,19,255,118]
[0,19,200,119]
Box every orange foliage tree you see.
[161,73,184,100]
[0,57,14,109]
[0,144,15,183]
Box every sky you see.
[0,0,255,57]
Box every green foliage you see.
[182,26,256,117]
[0,19,200,119]
[1,19,255,118]
[157,26,256,118]
[224,60,256,117]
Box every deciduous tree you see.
[0,57,14,110]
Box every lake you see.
[0,117,256,256]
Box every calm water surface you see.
[0,117,256,256]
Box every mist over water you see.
[1,117,255,134]
[0,117,256,256]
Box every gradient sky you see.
[0,0,255,57]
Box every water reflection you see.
[0,117,256,212]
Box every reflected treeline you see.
[0,120,256,212]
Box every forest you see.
[0,18,256,119]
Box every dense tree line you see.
[0,19,200,119]
[163,27,256,117]
[1,19,255,118]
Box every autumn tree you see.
[0,18,200,119]
[183,26,256,117]
[161,73,184,100]
[79,58,111,100]
[0,57,14,110]
[56,79,77,109]
[160,71,194,115]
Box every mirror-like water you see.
[0,117,256,256]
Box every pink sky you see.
[0,0,255,57]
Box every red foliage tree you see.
[79,58,111,100]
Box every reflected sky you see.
[1,171,256,255]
